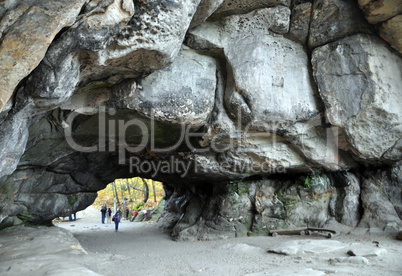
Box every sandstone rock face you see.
[0,114,29,178]
[358,0,402,24]
[187,7,329,175]
[288,3,312,44]
[0,0,87,112]
[159,167,400,240]
[308,0,371,49]
[128,48,217,129]
[0,1,401,237]
[358,169,402,229]
[224,35,317,124]
[189,0,225,28]
[21,0,199,112]
[379,15,402,54]
[312,34,402,161]
[211,0,291,19]
[329,172,362,227]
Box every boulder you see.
[96,0,200,74]
[21,0,200,111]
[379,14,402,55]
[189,7,317,127]
[358,0,402,24]
[224,35,317,125]
[288,3,312,44]
[312,34,402,161]
[126,48,217,130]
[358,171,402,229]
[308,0,372,49]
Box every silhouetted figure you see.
[113,209,122,231]
[101,204,107,224]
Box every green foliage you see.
[228,180,250,195]
[133,202,144,210]
[283,199,297,206]
[228,181,238,194]
[304,176,311,188]
[303,174,328,189]
[67,195,78,207]
[93,177,164,211]
[17,211,35,223]
[237,181,250,195]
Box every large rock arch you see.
[0,0,401,238]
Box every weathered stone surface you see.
[379,14,402,55]
[358,0,402,24]
[0,226,103,276]
[329,172,362,227]
[288,3,312,44]
[312,34,402,161]
[97,0,199,74]
[23,0,199,111]
[281,175,335,228]
[210,0,291,19]
[0,114,29,178]
[189,7,315,126]
[224,6,291,35]
[365,163,402,219]
[187,7,323,174]
[190,0,225,28]
[19,110,76,167]
[358,171,402,229]
[285,121,359,171]
[0,168,98,223]
[224,35,317,124]
[268,240,347,255]
[189,6,364,174]
[125,48,217,129]
[0,0,86,112]
[187,5,291,49]
[308,0,372,49]
[329,256,369,265]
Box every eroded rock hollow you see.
[0,0,401,239]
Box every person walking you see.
[125,207,129,220]
[100,204,107,224]
[143,209,147,220]
[113,209,122,231]
[106,208,112,224]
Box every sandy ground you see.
[0,206,401,276]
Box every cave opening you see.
[91,177,165,222]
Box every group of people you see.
[100,205,113,224]
[101,204,120,230]
[100,204,148,231]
